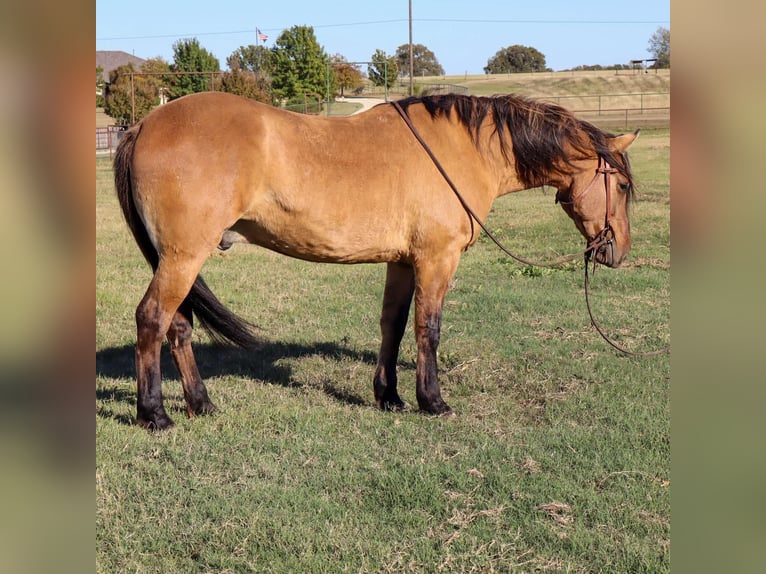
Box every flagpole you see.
[408,0,414,96]
[255,26,261,76]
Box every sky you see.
[96,0,669,75]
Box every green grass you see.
[96,128,669,572]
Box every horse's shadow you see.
[96,340,383,425]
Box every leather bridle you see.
[556,157,619,266]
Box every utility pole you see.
[408,0,414,96]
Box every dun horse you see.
[114,92,637,430]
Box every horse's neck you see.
[480,126,566,200]
[484,147,530,200]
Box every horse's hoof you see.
[380,399,406,412]
[137,413,175,431]
[188,401,218,417]
[419,400,455,417]
[376,393,406,411]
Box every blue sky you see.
[96,0,669,74]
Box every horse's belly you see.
[229,219,407,264]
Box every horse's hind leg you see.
[135,255,206,430]
[167,301,217,417]
[373,262,415,410]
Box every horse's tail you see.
[113,125,260,348]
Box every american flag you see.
[257,28,268,42]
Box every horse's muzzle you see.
[591,239,632,268]
[587,227,627,268]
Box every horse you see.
[113,91,637,430]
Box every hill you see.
[446,69,669,98]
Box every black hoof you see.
[376,392,405,411]
[380,398,406,411]
[188,400,218,417]
[418,398,454,417]
[137,412,175,431]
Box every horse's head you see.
[556,131,639,267]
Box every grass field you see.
[96,120,670,571]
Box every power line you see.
[97,17,669,42]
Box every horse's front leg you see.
[412,256,460,416]
[373,262,415,410]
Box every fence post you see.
[130,73,135,125]
[384,61,388,102]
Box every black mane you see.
[396,93,634,196]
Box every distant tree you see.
[141,57,172,102]
[96,65,105,107]
[103,63,155,124]
[394,43,445,77]
[226,45,273,100]
[270,25,329,101]
[227,44,273,77]
[217,63,272,103]
[329,54,363,96]
[648,27,670,68]
[170,38,220,99]
[102,58,173,124]
[567,64,631,72]
[368,49,399,88]
[484,45,547,74]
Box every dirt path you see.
[336,96,386,115]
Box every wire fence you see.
[541,92,670,130]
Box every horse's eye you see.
[618,183,630,193]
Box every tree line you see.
[100,25,669,124]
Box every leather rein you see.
[391,100,669,357]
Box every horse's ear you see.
[610,129,640,153]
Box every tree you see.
[329,54,363,96]
[103,63,154,124]
[96,65,105,107]
[141,57,172,102]
[270,25,329,102]
[484,45,547,74]
[567,64,631,72]
[226,45,273,101]
[368,49,398,88]
[648,27,670,68]
[217,64,272,103]
[170,38,220,99]
[102,58,172,124]
[394,43,444,77]
[227,44,273,77]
